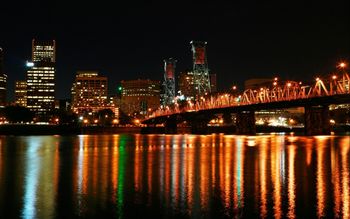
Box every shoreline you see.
[0,124,349,136]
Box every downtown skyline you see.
[1,0,349,101]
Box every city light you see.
[338,62,347,68]
[26,61,34,67]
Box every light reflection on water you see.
[0,134,349,218]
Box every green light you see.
[118,86,122,91]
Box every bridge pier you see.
[164,116,177,134]
[236,111,256,135]
[304,105,330,135]
[187,114,211,134]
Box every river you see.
[0,134,349,218]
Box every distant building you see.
[178,71,216,99]
[71,71,111,114]
[178,71,195,99]
[55,99,71,111]
[0,48,7,107]
[244,78,272,90]
[120,79,160,115]
[15,81,27,107]
[210,73,217,93]
[26,39,56,115]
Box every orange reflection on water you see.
[305,137,313,166]
[341,137,350,218]
[331,136,341,218]
[233,136,245,212]
[287,143,296,219]
[270,136,282,219]
[147,144,154,198]
[111,135,119,195]
[170,140,180,209]
[259,137,268,218]
[199,136,210,209]
[134,138,142,192]
[315,136,327,218]
[185,136,195,211]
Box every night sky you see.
[1,0,349,101]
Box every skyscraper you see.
[26,40,55,115]
[0,48,7,107]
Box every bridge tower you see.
[162,58,177,106]
[190,41,211,98]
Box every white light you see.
[26,62,34,67]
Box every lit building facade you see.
[26,40,56,114]
[15,81,27,107]
[120,79,160,115]
[71,71,110,114]
[178,71,195,99]
[0,48,7,107]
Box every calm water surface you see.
[0,134,349,219]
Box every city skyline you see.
[0,0,349,101]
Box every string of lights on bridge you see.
[148,62,349,119]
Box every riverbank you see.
[0,124,141,135]
[0,124,349,135]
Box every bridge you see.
[143,70,350,135]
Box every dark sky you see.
[1,0,349,101]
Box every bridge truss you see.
[149,72,350,118]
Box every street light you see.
[338,62,347,69]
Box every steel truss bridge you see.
[143,72,350,135]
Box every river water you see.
[0,134,349,218]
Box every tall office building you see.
[26,40,56,114]
[120,79,160,115]
[15,81,27,107]
[178,71,195,99]
[71,71,109,114]
[0,48,7,107]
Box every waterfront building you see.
[120,79,160,115]
[71,71,111,114]
[26,39,56,114]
